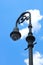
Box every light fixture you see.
[10,11,36,65]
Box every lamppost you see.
[10,11,36,65]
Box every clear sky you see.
[0,0,43,65]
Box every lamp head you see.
[10,27,21,41]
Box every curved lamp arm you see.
[16,12,31,27]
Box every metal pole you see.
[29,43,33,65]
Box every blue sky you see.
[0,0,43,65]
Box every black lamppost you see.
[10,11,36,65]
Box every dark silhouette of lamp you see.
[10,11,36,65]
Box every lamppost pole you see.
[10,11,36,65]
